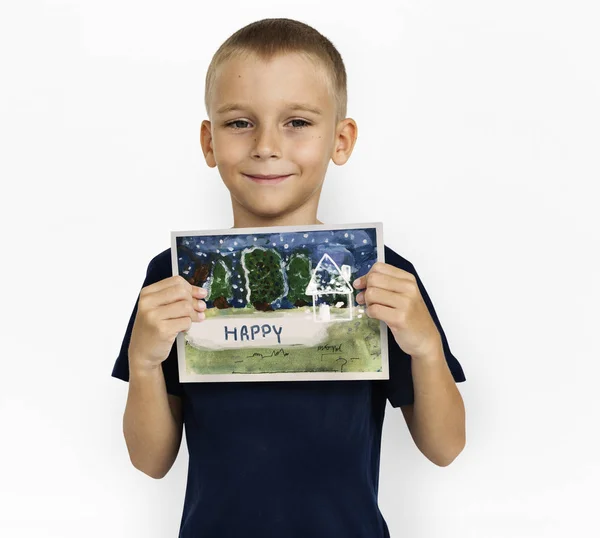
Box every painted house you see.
[305,253,354,322]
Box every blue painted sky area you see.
[176,227,378,309]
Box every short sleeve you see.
[111,251,183,398]
[384,261,466,408]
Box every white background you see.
[2,1,599,536]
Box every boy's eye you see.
[225,119,311,130]
[289,119,310,128]
[227,120,251,129]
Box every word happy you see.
[224,324,283,344]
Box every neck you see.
[229,198,324,229]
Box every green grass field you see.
[185,306,383,374]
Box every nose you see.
[251,125,281,159]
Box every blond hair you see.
[204,18,347,122]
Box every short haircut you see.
[204,18,347,122]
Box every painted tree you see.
[285,252,311,307]
[242,247,285,311]
[176,245,211,287]
[209,258,233,309]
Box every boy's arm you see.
[123,358,184,479]
[353,261,465,466]
[400,342,466,467]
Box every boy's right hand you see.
[128,275,208,374]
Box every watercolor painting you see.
[170,222,388,382]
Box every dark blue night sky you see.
[176,227,378,309]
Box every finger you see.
[364,302,397,326]
[142,274,190,295]
[361,272,416,295]
[360,286,406,309]
[160,297,206,322]
[164,310,204,336]
[143,274,207,299]
[144,278,206,309]
[193,285,209,299]
[189,307,206,324]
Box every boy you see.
[112,17,466,538]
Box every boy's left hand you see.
[353,262,442,359]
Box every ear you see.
[331,118,358,166]
[200,120,217,168]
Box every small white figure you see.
[319,303,331,321]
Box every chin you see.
[229,186,289,213]
[241,200,292,219]
[226,177,320,220]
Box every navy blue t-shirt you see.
[112,244,466,537]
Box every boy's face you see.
[200,52,357,225]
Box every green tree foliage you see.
[286,252,311,305]
[209,258,233,303]
[243,248,285,305]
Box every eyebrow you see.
[215,103,323,116]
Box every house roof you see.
[305,253,353,294]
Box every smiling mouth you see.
[243,173,292,184]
